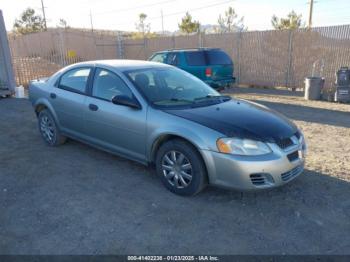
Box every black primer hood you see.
[164,99,298,143]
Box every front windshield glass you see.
[125,67,229,108]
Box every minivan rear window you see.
[185,51,206,66]
[185,50,232,66]
[206,50,232,65]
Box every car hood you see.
[163,99,298,143]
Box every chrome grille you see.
[281,165,303,182]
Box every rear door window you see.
[92,68,133,101]
[166,53,179,66]
[150,53,167,63]
[206,50,232,65]
[59,67,91,93]
[184,51,206,66]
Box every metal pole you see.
[117,32,124,59]
[286,30,294,89]
[0,9,16,94]
[308,0,314,29]
[237,31,242,85]
[161,9,164,35]
[40,0,47,31]
[90,10,94,32]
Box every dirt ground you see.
[0,88,350,255]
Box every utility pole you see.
[308,0,314,28]
[89,10,94,32]
[40,0,47,30]
[161,9,164,35]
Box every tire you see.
[155,139,208,196]
[38,109,66,146]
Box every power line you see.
[106,0,233,28]
[94,0,176,15]
[150,0,233,20]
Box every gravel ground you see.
[0,89,350,255]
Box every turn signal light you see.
[216,139,231,154]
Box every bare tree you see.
[135,13,151,37]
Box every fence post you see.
[198,32,204,48]
[285,29,294,89]
[236,31,242,85]
[58,28,67,66]
[117,32,124,59]
[0,9,15,93]
[143,36,148,59]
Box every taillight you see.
[205,67,212,77]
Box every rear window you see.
[184,50,232,66]
[206,50,232,65]
[185,51,206,66]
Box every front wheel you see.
[155,139,208,196]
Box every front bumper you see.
[200,142,305,191]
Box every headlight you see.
[216,138,272,156]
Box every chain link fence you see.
[8,25,350,94]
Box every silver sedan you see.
[29,60,306,196]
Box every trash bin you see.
[304,77,325,100]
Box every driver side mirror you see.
[111,95,142,110]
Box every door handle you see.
[89,104,98,111]
[50,93,56,99]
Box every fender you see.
[33,97,61,128]
[147,125,219,163]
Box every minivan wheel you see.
[38,109,66,146]
[156,139,207,196]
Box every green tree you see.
[271,10,304,30]
[178,12,200,34]
[135,13,151,37]
[217,7,246,33]
[13,8,45,34]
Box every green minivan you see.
[148,48,235,90]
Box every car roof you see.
[70,59,171,71]
[155,48,221,53]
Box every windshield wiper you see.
[153,98,193,105]
[194,95,231,103]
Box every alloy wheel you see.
[40,115,55,143]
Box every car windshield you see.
[125,67,230,108]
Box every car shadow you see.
[250,99,350,128]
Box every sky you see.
[1,0,349,32]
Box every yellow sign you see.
[67,50,77,58]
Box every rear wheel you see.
[155,139,207,196]
[38,109,66,146]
